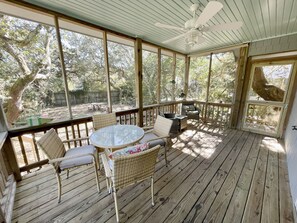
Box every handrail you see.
[6,101,233,174]
[8,101,182,137]
[8,116,92,137]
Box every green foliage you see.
[143,50,157,105]
[189,51,237,103]
[108,41,135,105]
[188,56,210,101]
[176,58,185,99]
[161,55,173,101]
[60,29,106,92]
[209,52,237,103]
[0,14,139,123]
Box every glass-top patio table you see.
[90,125,145,151]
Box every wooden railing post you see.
[135,38,143,127]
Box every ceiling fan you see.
[155,1,242,47]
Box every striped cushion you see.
[108,143,149,159]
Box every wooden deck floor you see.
[12,123,295,223]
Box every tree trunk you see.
[1,23,52,126]
[252,67,285,101]
[5,75,36,125]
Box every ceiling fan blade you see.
[163,32,189,44]
[197,36,206,44]
[202,21,243,32]
[195,1,223,28]
[155,22,184,31]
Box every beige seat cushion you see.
[140,132,166,148]
[60,145,95,170]
[187,110,199,115]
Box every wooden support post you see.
[172,53,176,101]
[3,138,21,181]
[230,47,249,128]
[103,31,112,113]
[0,100,21,181]
[157,48,161,104]
[135,38,143,127]
[204,53,213,122]
[54,16,72,119]
[237,57,253,130]
[184,56,190,99]
[0,99,8,132]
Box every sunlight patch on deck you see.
[262,136,285,153]
[178,130,222,159]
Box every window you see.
[142,49,158,105]
[209,51,237,103]
[0,14,68,128]
[175,56,185,100]
[188,56,210,101]
[107,35,135,111]
[248,64,292,102]
[161,52,173,102]
[59,20,106,117]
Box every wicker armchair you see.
[92,113,117,168]
[37,128,100,203]
[140,115,173,166]
[92,112,117,131]
[102,145,160,222]
[181,102,200,120]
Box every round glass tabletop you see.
[90,125,144,149]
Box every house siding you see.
[249,33,297,56]
[285,88,297,211]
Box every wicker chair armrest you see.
[62,137,89,143]
[144,129,154,134]
[101,153,112,178]
[49,153,95,164]
[142,126,153,131]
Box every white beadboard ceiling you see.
[23,0,297,54]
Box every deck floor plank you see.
[166,133,248,222]
[222,134,262,223]
[121,131,243,223]
[11,124,295,223]
[192,133,256,223]
[261,143,279,223]
[242,135,269,223]
[279,152,295,223]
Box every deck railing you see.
[6,101,231,175]
[0,132,17,223]
[194,101,232,126]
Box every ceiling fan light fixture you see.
[155,1,243,48]
[185,32,199,46]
